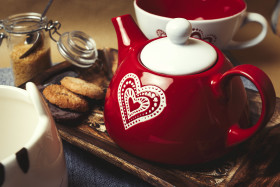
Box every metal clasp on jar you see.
[46,20,62,42]
[0,20,7,46]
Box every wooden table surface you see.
[0,0,280,96]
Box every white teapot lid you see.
[140,18,217,75]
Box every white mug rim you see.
[134,0,248,23]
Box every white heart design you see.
[118,73,167,130]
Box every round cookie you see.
[43,84,88,112]
[60,76,104,99]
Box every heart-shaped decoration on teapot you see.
[118,73,166,130]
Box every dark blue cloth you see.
[63,141,152,187]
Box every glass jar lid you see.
[2,12,47,34]
[57,31,98,68]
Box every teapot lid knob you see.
[166,18,192,45]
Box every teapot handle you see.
[212,64,276,146]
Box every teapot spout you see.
[112,14,148,65]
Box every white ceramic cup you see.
[0,82,68,187]
[134,0,268,50]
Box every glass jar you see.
[57,30,98,68]
[0,12,51,86]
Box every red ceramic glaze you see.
[136,0,246,20]
[104,15,276,165]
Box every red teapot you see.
[104,14,276,165]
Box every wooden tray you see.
[24,49,280,186]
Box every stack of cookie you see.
[42,76,105,125]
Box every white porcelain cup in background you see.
[0,83,68,187]
[134,0,268,50]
